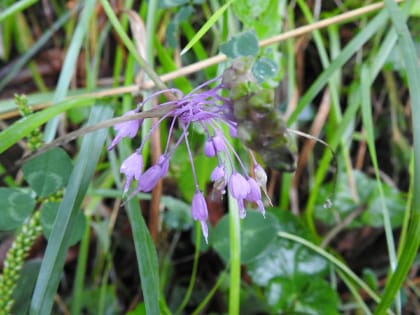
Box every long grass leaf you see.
[278,232,395,315]
[374,1,420,313]
[180,0,233,56]
[0,7,77,91]
[43,0,97,143]
[0,0,38,22]
[30,105,113,315]
[125,199,160,315]
[361,65,400,312]
[0,97,95,154]
[287,7,389,126]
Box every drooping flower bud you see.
[120,153,143,193]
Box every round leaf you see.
[246,209,327,285]
[252,57,278,82]
[22,148,73,197]
[266,275,340,314]
[220,30,259,58]
[210,211,278,263]
[0,188,35,231]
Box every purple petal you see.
[191,191,208,221]
[204,139,216,157]
[137,165,162,192]
[210,165,225,182]
[237,199,246,219]
[158,155,169,177]
[212,135,226,152]
[229,173,250,199]
[246,178,261,202]
[120,153,143,192]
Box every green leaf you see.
[12,260,42,315]
[125,199,160,315]
[40,202,86,246]
[0,188,35,231]
[211,211,278,263]
[0,97,95,154]
[266,275,340,315]
[22,148,73,197]
[220,30,260,58]
[314,170,405,228]
[161,196,193,230]
[159,0,189,8]
[232,0,282,38]
[252,56,278,82]
[246,210,327,286]
[30,105,113,315]
[180,0,233,55]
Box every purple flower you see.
[204,139,216,157]
[246,178,261,201]
[210,165,225,182]
[212,134,226,152]
[109,65,271,240]
[237,198,247,219]
[120,153,143,193]
[137,165,162,192]
[192,191,209,243]
[246,178,265,216]
[158,155,169,177]
[229,173,250,199]
[108,110,142,150]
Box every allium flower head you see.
[109,60,272,240]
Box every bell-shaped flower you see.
[204,139,216,157]
[137,164,162,192]
[192,191,209,243]
[212,134,226,152]
[246,178,265,216]
[228,173,250,199]
[108,110,142,150]
[210,165,225,182]
[120,153,143,193]
[158,154,169,177]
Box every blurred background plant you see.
[0,0,420,314]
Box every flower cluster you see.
[108,75,269,243]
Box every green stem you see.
[228,196,241,315]
[175,222,201,315]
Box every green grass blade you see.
[30,105,113,315]
[43,0,97,143]
[180,0,233,56]
[373,1,420,313]
[278,231,394,315]
[0,97,95,154]
[99,0,166,91]
[0,7,76,91]
[287,7,389,126]
[125,199,160,315]
[361,65,400,313]
[0,0,38,22]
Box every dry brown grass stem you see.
[0,0,403,120]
